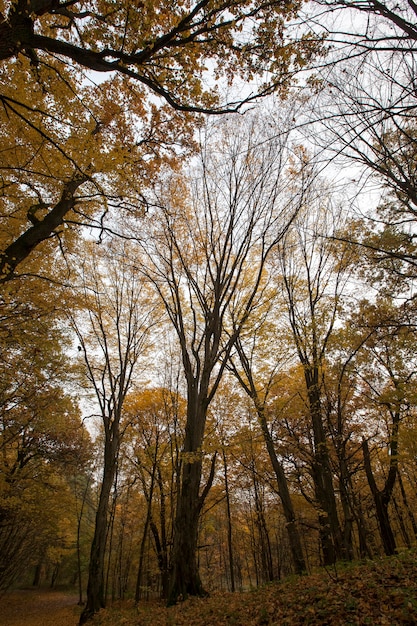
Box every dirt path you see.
[1,590,81,626]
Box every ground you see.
[2,550,417,625]
[2,590,81,626]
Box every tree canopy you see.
[2,1,417,624]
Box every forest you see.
[1,0,417,624]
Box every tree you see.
[0,0,322,282]
[122,387,185,601]
[227,294,307,574]
[305,0,417,266]
[227,404,287,584]
[209,382,259,589]
[139,114,302,603]
[309,55,417,210]
[352,298,417,555]
[315,0,417,49]
[1,0,317,110]
[66,239,154,624]
[341,200,417,297]
[0,278,92,591]
[0,55,194,284]
[72,468,95,606]
[274,176,358,564]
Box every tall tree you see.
[66,239,154,624]
[139,115,302,603]
[227,294,307,574]
[274,178,357,564]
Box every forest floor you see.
[1,589,80,625]
[2,550,417,626]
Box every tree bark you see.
[362,438,397,556]
[168,456,206,603]
[222,448,236,592]
[79,426,119,625]
[0,174,88,283]
[256,405,306,574]
[305,370,344,565]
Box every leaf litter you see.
[3,550,417,626]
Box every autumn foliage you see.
[1,0,417,624]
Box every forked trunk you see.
[362,438,397,556]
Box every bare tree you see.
[313,0,417,50]
[303,0,417,257]
[139,115,303,603]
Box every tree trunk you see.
[156,465,170,598]
[362,438,397,556]
[167,457,206,604]
[50,564,59,588]
[253,476,274,583]
[374,492,397,556]
[76,509,84,605]
[135,460,157,603]
[79,427,119,625]
[222,448,236,592]
[392,494,411,548]
[256,405,306,574]
[335,436,356,561]
[306,372,344,565]
[105,486,117,602]
[32,559,43,587]
[149,519,169,599]
[339,484,354,560]
[398,472,417,540]
[167,380,217,605]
